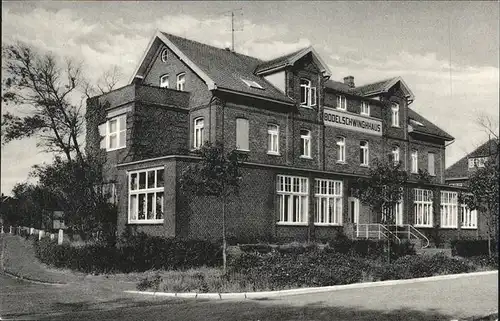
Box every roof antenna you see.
[224,9,243,52]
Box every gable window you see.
[300,78,316,107]
[277,175,309,225]
[160,49,169,62]
[337,136,345,162]
[361,101,370,116]
[176,73,186,91]
[461,203,477,229]
[193,117,204,149]
[337,95,347,111]
[428,152,435,176]
[411,150,418,173]
[440,191,458,228]
[98,114,126,151]
[414,188,433,227]
[300,129,311,158]
[160,74,169,88]
[468,157,488,169]
[315,179,343,225]
[129,167,164,224]
[267,124,279,155]
[391,102,400,127]
[236,118,249,151]
[390,146,400,165]
[360,141,369,166]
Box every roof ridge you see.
[261,46,311,62]
[160,31,263,62]
[355,77,398,88]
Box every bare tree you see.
[477,114,499,141]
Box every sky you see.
[1,1,499,195]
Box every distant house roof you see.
[445,139,499,180]
[408,108,454,141]
[324,79,353,95]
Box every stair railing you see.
[385,224,430,249]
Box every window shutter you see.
[98,123,106,149]
[236,118,249,150]
[428,153,435,175]
[311,87,317,106]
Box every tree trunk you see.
[222,193,227,275]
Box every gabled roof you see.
[445,139,499,179]
[351,76,415,101]
[408,108,454,141]
[130,30,294,105]
[254,46,332,77]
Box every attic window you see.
[161,49,169,62]
[410,119,425,127]
[241,79,264,90]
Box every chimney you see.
[343,75,355,88]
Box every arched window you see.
[391,102,400,127]
[300,129,311,158]
[193,117,204,149]
[160,74,169,88]
[360,141,369,166]
[391,146,400,164]
[267,124,279,154]
[336,136,345,162]
[176,73,186,91]
[300,78,316,107]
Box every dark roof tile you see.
[408,108,454,141]
[445,139,499,179]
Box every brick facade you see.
[85,32,485,246]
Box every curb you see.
[124,270,498,300]
[1,269,67,286]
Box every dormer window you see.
[160,74,169,88]
[241,78,264,89]
[361,101,370,116]
[337,95,347,111]
[300,78,316,107]
[177,73,185,91]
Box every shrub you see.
[238,243,272,254]
[33,232,222,274]
[451,240,491,257]
[467,255,499,269]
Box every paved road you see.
[1,272,497,320]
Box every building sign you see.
[323,108,382,136]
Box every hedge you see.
[34,232,222,274]
[451,240,495,257]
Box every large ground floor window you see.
[128,167,165,223]
[277,175,308,224]
[461,204,477,229]
[440,191,458,228]
[314,179,343,225]
[414,188,433,227]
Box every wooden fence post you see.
[39,230,45,240]
[9,226,13,234]
[58,229,63,245]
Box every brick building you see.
[86,31,487,245]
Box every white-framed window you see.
[160,49,169,62]
[98,114,126,151]
[128,167,165,224]
[391,146,400,165]
[337,95,347,111]
[300,78,316,107]
[176,73,186,91]
[428,152,435,176]
[411,150,418,173]
[277,175,309,225]
[414,188,433,227]
[314,179,343,225]
[300,129,311,158]
[336,136,345,162]
[193,117,204,149]
[440,191,458,228]
[360,141,369,166]
[468,157,488,169]
[236,118,249,151]
[267,124,279,155]
[461,204,477,229]
[361,101,370,116]
[160,74,169,88]
[391,102,400,127]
